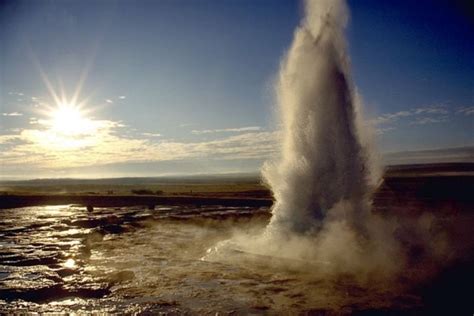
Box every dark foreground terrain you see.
[1,163,472,210]
[0,163,473,314]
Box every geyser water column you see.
[263,0,375,235]
[207,0,405,281]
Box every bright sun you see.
[50,103,92,136]
[33,66,107,151]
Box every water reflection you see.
[1,204,431,314]
[63,258,76,269]
[0,204,274,313]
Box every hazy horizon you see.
[2,155,473,181]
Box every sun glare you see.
[30,55,121,154]
[50,103,92,136]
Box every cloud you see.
[106,99,113,104]
[409,116,448,125]
[0,115,277,172]
[29,117,40,125]
[414,107,448,115]
[456,106,474,116]
[375,127,396,135]
[371,106,449,126]
[2,105,472,174]
[0,134,21,144]
[368,105,456,133]
[8,92,24,96]
[370,111,411,125]
[2,112,23,117]
[1,120,146,168]
[118,96,126,99]
[184,131,277,159]
[142,132,162,137]
[191,126,262,135]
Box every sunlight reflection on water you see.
[63,258,76,269]
[0,204,422,314]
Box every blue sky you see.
[0,0,473,178]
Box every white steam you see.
[263,0,377,235]
[204,0,451,285]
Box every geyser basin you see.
[1,178,473,314]
[0,205,425,314]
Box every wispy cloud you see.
[0,134,21,144]
[2,112,23,117]
[414,107,448,115]
[118,96,126,99]
[371,106,449,126]
[456,106,474,116]
[8,92,24,96]
[184,131,277,159]
[105,99,113,104]
[191,126,262,135]
[371,111,411,125]
[142,132,162,137]
[369,105,455,133]
[375,127,396,135]
[409,116,448,125]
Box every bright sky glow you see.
[50,104,87,135]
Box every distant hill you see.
[385,162,474,176]
[1,163,473,188]
[0,172,262,187]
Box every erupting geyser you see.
[204,0,454,294]
[206,0,398,277]
[263,0,378,235]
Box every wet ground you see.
[0,202,473,314]
[0,205,269,313]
